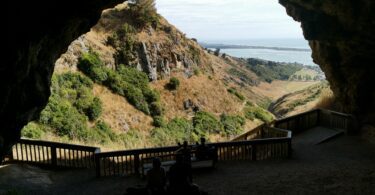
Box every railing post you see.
[252,145,257,161]
[134,154,140,175]
[95,149,101,177]
[316,109,321,126]
[287,139,292,158]
[51,146,57,167]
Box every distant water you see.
[205,39,316,66]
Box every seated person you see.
[195,137,209,160]
[146,157,166,195]
[176,141,192,164]
[168,154,195,194]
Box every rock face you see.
[2,0,375,161]
[2,0,123,161]
[279,0,375,126]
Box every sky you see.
[155,0,305,41]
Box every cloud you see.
[156,0,304,40]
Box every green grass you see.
[22,72,118,144]
[77,51,163,120]
[227,87,245,101]
[246,58,303,83]
[243,103,274,123]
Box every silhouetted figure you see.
[176,141,192,164]
[146,157,167,195]
[195,137,209,160]
[168,154,198,195]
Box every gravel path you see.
[1,128,375,195]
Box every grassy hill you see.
[21,1,326,150]
[268,81,331,118]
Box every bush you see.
[244,105,274,123]
[153,116,166,127]
[193,111,222,138]
[227,88,245,101]
[87,97,102,121]
[151,118,193,146]
[149,102,163,116]
[220,114,245,136]
[193,68,200,76]
[77,52,163,116]
[167,77,180,90]
[124,84,150,114]
[21,122,44,139]
[113,24,137,66]
[39,95,89,140]
[77,52,108,84]
[129,0,159,28]
[144,89,160,103]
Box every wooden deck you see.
[1,126,374,194]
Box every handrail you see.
[5,108,354,178]
[9,138,100,169]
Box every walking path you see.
[1,127,375,194]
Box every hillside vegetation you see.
[269,81,330,118]
[20,0,325,150]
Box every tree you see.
[130,0,159,28]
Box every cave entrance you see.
[16,0,330,151]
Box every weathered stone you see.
[2,0,124,162]
[138,42,157,81]
[280,0,375,126]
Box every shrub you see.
[151,118,193,146]
[193,68,200,76]
[124,84,150,114]
[153,116,166,127]
[144,89,160,103]
[78,53,161,115]
[220,114,245,136]
[227,88,245,101]
[193,111,222,137]
[243,105,274,123]
[39,95,89,140]
[129,0,159,28]
[87,97,102,121]
[77,52,108,84]
[167,77,180,90]
[149,102,163,116]
[21,122,44,139]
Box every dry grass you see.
[315,87,335,110]
[151,73,243,121]
[251,80,320,100]
[92,85,154,133]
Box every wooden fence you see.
[9,139,100,168]
[95,126,292,177]
[4,108,353,177]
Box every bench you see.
[141,155,215,176]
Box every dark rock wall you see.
[2,0,123,161]
[2,0,374,161]
[280,0,375,126]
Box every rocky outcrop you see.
[279,0,375,127]
[2,0,124,161]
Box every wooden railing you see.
[4,108,353,178]
[9,139,100,168]
[96,126,292,177]
[274,109,354,134]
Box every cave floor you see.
[1,128,375,195]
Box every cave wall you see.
[2,0,124,161]
[280,0,375,127]
[2,0,375,161]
